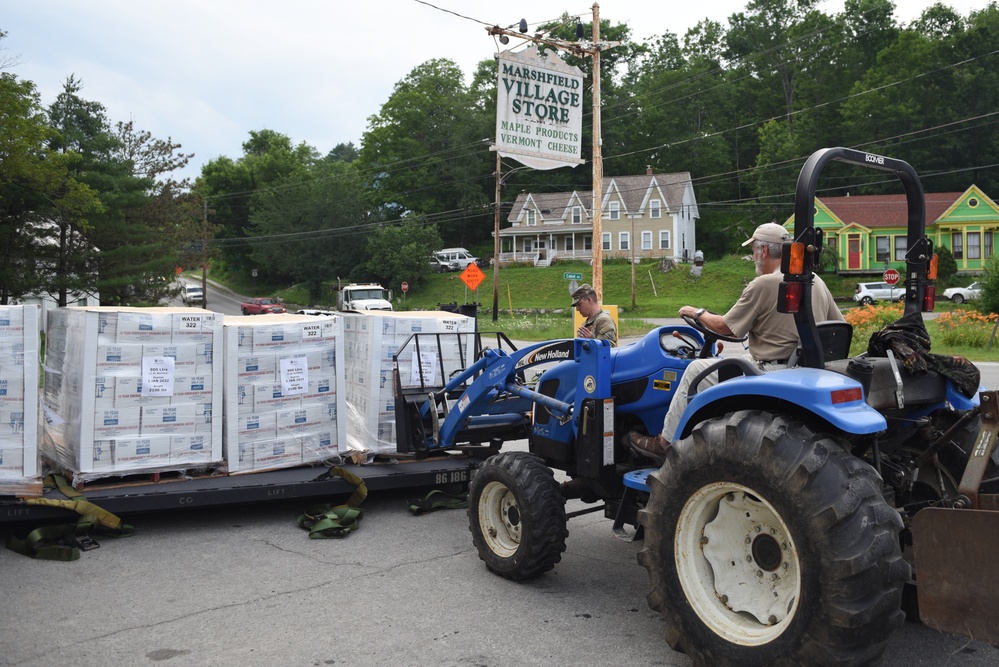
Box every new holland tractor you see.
[392,148,999,666]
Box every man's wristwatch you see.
[694,308,706,321]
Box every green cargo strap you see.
[6,498,135,561]
[408,489,468,515]
[297,466,367,539]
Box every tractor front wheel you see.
[468,451,567,580]
[638,411,907,667]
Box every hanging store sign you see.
[495,46,584,170]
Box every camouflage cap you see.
[571,283,596,306]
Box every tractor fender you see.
[675,367,887,440]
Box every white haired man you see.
[627,222,844,461]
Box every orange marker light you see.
[928,253,938,280]
[787,243,805,275]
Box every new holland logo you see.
[515,342,574,369]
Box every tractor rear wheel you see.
[638,411,907,667]
[467,451,567,580]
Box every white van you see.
[436,248,479,270]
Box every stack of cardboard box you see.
[222,314,345,473]
[41,307,223,481]
[341,311,475,455]
[0,305,40,493]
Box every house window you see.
[952,232,963,260]
[650,199,661,218]
[969,197,979,208]
[524,239,534,252]
[584,235,592,251]
[641,231,652,250]
[609,201,620,220]
[894,235,907,262]
[659,230,671,249]
[875,236,890,263]
[571,206,581,224]
[968,232,981,260]
[986,231,994,258]
[602,233,611,250]
[526,209,537,226]
[565,236,574,251]
[619,232,630,251]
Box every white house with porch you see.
[500,170,698,266]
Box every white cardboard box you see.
[223,314,345,473]
[41,307,223,475]
[341,311,475,454]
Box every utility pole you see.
[486,2,619,303]
[201,200,208,309]
[590,3,604,301]
[493,151,501,322]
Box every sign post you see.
[884,268,900,301]
[401,281,409,303]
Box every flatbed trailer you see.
[0,455,476,524]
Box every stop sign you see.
[883,269,900,286]
[401,281,409,293]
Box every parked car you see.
[853,281,904,305]
[182,285,204,306]
[435,247,479,271]
[943,282,983,304]
[430,252,457,273]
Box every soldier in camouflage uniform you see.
[571,283,617,348]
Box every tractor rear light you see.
[787,243,805,275]
[923,285,936,312]
[928,253,938,280]
[831,387,863,404]
[782,282,801,313]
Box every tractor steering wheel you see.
[682,314,748,359]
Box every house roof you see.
[817,193,963,228]
[508,172,692,223]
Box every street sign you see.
[460,263,485,291]
[884,268,900,286]
[401,281,409,293]
[564,272,583,281]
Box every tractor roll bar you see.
[789,148,929,368]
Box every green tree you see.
[47,78,190,306]
[0,71,100,304]
[247,159,368,300]
[977,254,999,316]
[357,59,492,246]
[198,130,319,275]
[360,217,443,289]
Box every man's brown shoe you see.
[626,431,670,465]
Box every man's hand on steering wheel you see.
[678,305,749,359]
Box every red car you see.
[240,297,286,315]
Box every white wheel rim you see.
[479,480,522,557]
[675,482,801,645]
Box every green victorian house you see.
[782,186,999,275]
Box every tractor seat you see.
[787,320,854,368]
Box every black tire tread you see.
[467,451,567,580]
[637,410,907,667]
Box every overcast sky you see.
[3,1,990,183]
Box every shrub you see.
[934,310,998,348]
[844,302,904,355]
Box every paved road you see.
[1,464,997,667]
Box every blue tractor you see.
[393,148,999,666]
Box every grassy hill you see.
[397,256,862,317]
